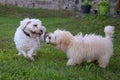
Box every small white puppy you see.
[45,25,114,68]
[14,18,46,60]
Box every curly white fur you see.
[14,18,46,60]
[46,25,114,68]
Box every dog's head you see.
[20,18,46,38]
[45,32,56,45]
[45,29,73,51]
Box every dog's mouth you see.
[30,31,42,36]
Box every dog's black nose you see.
[40,30,43,34]
[40,30,43,32]
[38,30,43,35]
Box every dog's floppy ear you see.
[56,31,72,51]
[59,38,71,51]
[20,18,31,29]
[55,34,70,51]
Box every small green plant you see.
[98,0,110,15]
[98,0,109,7]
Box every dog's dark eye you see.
[49,37,51,39]
[34,24,37,27]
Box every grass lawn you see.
[0,5,120,80]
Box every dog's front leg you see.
[26,48,35,60]
[67,58,82,66]
[20,50,27,57]
[67,59,77,66]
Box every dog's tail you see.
[104,25,114,38]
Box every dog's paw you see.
[26,55,34,61]
[32,53,36,56]
[17,53,22,56]
[87,60,92,63]
[99,63,107,68]
[67,59,76,66]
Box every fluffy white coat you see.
[14,18,46,60]
[46,25,114,68]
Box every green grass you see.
[0,5,120,80]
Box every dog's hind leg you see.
[98,57,110,68]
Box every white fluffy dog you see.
[14,18,46,60]
[45,25,114,68]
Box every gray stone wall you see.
[34,0,59,9]
[0,0,60,9]
[0,0,83,10]
[0,0,116,13]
